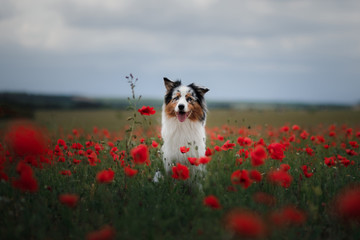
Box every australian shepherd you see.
[160,77,209,178]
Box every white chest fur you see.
[161,106,206,174]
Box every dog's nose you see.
[178,104,185,111]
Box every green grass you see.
[2,108,358,131]
[207,109,360,128]
[0,109,360,239]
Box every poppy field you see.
[1,111,359,240]
[1,82,360,239]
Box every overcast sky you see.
[1,0,360,104]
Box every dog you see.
[159,77,209,179]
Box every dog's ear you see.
[188,83,209,96]
[198,86,209,95]
[188,83,209,99]
[163,77,174,92]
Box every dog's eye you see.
[173,96,179,101]
[186,97,193,102]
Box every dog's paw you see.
[153,171,163,183]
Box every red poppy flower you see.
[300,130,309,140]
[256,138,266,146]
[88,151,99,166]
[217,135,224,141]
[281,125,289,132]
[269,206,306,228]
[151,140,159,148]
[12,162,38,192]
[267,169,292,188]
[124,167,138,177]
[60,170,72,176]
[324,156,336,167]
[71,142,84,150]
[59,194,79,208]
[54,145,63,156]
[237,137,244,146]
[199,156,211,165]
[346,149,358,156]
[280,164,291,172]
[346,128,353,136]
[249,170,262,182]
[95,143,103,153]
[267,143,285,161]
[221,140,236,151]
[301,165,313,178]
[237,137,252,147]
[231,169,252,189]
[227,185,237,192]
[110,147,118,154]
[225,209,266,238]
[244,137,252,146]
[5,122,48,157]
[238,149,249,159]
[86,141,94,148]
[205,147,214,156]
[214,146,222,152]
[289,134,295,142]
[292,125,300,131]
[203,195,221,209]
[73,158,81,164]
[138,106,156,116]
[72,129,80,137]
[180,146,190,153]
[188,157,199,166]
[252,192,276,206]
[57,139,66,147]
[305,147,314,156]
[251,145,267,167]
[329,131,336,137]
[338,155,351,167]
[333,185,360,223]
[110,147,119,161]
[349,141,359,148]
[86,225,116,240]
[172,163,190,180]
[131,144,149,165]
[96,169,115,183]
[0,171,9,182]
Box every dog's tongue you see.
[177,112,187,122]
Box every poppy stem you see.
[124,74,140,162]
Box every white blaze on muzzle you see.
[174,86,193,122]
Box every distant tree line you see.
[0,92,353,119]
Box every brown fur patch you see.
[188,101,204,122]
[165,92,181,118]
[185,93,193,99]
[165,101,177,118]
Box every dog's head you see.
[163,77,209,123]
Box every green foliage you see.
[0,77,359,239]
[0,120,359,240]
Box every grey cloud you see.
[0,0,360,104]
[0,0,17,20]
